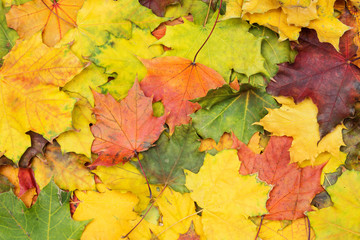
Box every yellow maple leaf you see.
[258,97,345,163]
[6,0,84,46]
[259,217,315,239]
[185,150,271,239]
[151,188,205,240]
[92,162,158,212]
[73,184,139,240]
[0,33,83,162]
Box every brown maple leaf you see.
[91,79,166,166]
[235,135,325,220]
[139,0,180,16]
[6,0,84,46]
[140,56,226,133]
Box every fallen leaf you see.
[91,79,166,166]
[135,124,205,193]
[31,141,95,191]
[91,27,163,100]
[236,136,325,220]
[185,150,271,239]
[140,56,225,133]
[157,16,268,79]
[192,84,278,143]
[307,170,360,239]
[62,64,109,107]
[151,188,203,240]
[267,29,360,138]
[93,162,156,212]
[18,131,48,168]
[73,184,139,240]
[0,180,88,239]
[56,95,95,158]
[6,0,84,46]
[258,97,345,163]
[0,33,83,162]
[58,0,165,58]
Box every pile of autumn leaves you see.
[0,0,360,239]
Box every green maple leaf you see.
[157,16,267,80]
[0,180,89,239]
[191,84,278,143]
[134,124,204,193]
[91,27,163,100]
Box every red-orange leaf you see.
[6,0,84,47]
[140,56,225,133]
[91,79,166,166]
[236,135,325,220]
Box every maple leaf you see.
[91,79,166,166]
[191,84,278,143]
[140,56,225,132]
[185,150,271,239]
[258,97,345,163]
[307,170,360,239]
[73,184,140,240]
[62,64,109,107]
[267,29,360,138]
[6,0,84,47]
[241,0,349,49]
[157,16,268,79]
[140,0,180,17]
[56,95,95,158]
[259,217,315,240]
[0,33,83,162]
[91,27,163,100]
[150,188,203,239]
[58,0,166,58]
[31,141,95,191]
[236,135,325,220]
[93,162,158,212]
[134,124,205,192]
[0,180,88,239]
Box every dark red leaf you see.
[267,28,360,137]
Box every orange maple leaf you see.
[6,0,84,47]
[140,56,225,133]
[91,79,166,166]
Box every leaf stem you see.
[254,215,264,240]
[135,151,152,199]
[203,0,213,27]
[122,185,168,238]
[306,216,311,240]
[193,0,223,63]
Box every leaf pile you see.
[0,0,359,239]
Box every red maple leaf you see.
[90,79,166,166]
[236,135,325,220]
[140,56,225,133]
[267,28,360,137]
